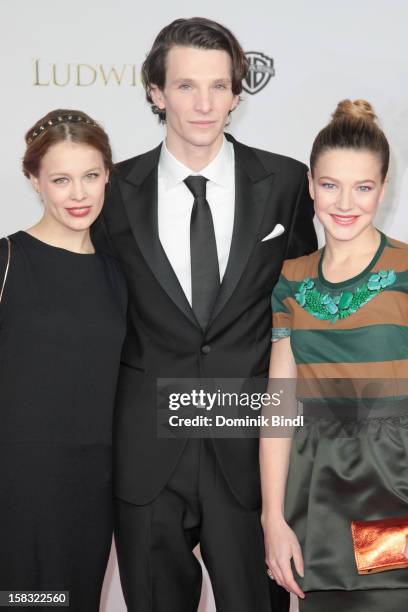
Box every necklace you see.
[295,269,397,324]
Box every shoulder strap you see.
[0,237,11,305]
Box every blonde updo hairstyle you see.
[310,99,389,181]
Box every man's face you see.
[150,45,239,151]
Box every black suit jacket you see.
[92,134,317,509]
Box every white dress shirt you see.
[158,137,235,306]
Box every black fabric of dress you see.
[0,231,127,611]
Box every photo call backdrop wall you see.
[2,1,408,610]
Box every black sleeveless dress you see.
[0,231,127,611]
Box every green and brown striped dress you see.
[271,231,408,611]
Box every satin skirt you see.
[299,588,408,611]
[285,402,408,606]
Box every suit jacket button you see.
[201,345,211,355]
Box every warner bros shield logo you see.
[243,52,275,95]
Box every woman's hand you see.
[262,513,305,599]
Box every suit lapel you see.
[210,136,275,323]
[119,145,199,328]
[118,136,274,330]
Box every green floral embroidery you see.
[295,269,397,324]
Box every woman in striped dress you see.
[260,99,408,611]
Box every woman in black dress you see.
[0,110,127,611]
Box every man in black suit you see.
[93,17,316,612]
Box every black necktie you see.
[184,175,220,330]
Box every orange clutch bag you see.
[351,516,408,574]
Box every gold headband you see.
[27,114,98,144]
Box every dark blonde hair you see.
[23,109,113,178]
[142,17,249,123]
[310,99,389,181]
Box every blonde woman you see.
[261,100,408,611]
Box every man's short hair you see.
[141,17,249,122]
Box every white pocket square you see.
[261,223,285,242]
